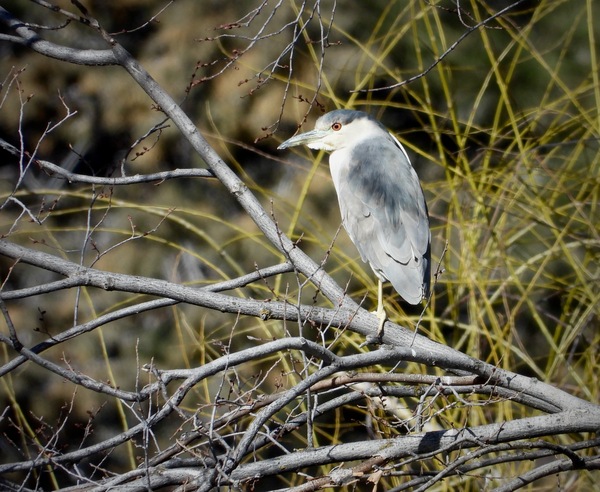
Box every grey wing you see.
[336,136,430,304]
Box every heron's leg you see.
[376,279,387,335]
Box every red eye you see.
[331,122,342,131]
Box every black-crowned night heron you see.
[278,109,431,334]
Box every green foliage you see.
[1,0,599,490]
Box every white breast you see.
[328,148,352,195]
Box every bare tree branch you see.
[1,3,598,490]
[0,7,116,65]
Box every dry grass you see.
[1,0,599,490]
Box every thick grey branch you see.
[0,239,595,414]
[0,238,357,333]
[227,409,600,482]
[104,42,352,310]
[0,7,117,65]
[113,411,600,490]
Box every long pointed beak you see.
[277,129,329,150]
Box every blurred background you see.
[1,0,599,489]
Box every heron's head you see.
[278,110,385,152]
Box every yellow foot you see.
[374,279,387,336]
[375,303,387,336]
